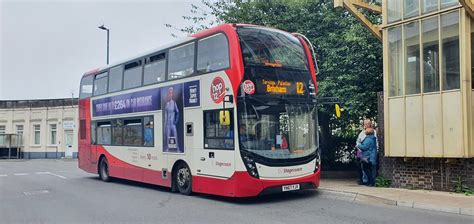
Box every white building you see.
[0,98,78,159]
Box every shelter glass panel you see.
[441,11,460,91]
[422,17,440,93]
[387,0,402,23]
[404,0,420,19]
[404,21,421,95]
[388,26,404,96]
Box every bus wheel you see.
[175,163,192,195]
[99,157,111,182]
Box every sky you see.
[0,0,212,100]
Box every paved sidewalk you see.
[319,179,474,216]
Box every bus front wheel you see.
[174,163,192,195]
[99,157,111,182]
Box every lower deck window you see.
[94,116,153,147]
[204,110,234,149]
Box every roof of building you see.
[0,98,78,109]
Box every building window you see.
[404,21,421,95]
[441,0,459,9]
[388,26,403,96]
[404,0,420,19]
[422,17,440,93]
[441,11,460,91]
[33,125,41,145]
[50,124,57,145]
[387,0,402,23]
[108,66,123,93]
[168,42,195,80]
[80,75,94,99]
[144,53,166,85]
[97,121,111,145]
[197,33,230,74]
[16,125,23,145]
[204,110,234,149]
[0,125,5,146]
[423,0,438,14]
[123,60,143,89]
[93,72,108,96]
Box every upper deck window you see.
[237,26,308,71]
[93,72,108,96]
[123,60,143,89]
[108,66,123,93]
[197,33,230,74]
[144,53,166,85]
[168,42,195,80]
[80,75,94,99]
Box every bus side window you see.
[197,33,230,74]
[97,121,111,145]
[168,42,195,80]
[143,116,154,146]
[112,120,123,145]
[144,53,166,85]
[91,122,96,144]
[123,60,143,89]
[93,72,108,96]
[204,110,234,150]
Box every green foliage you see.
[454,176,473,196]
[170,0,383,167]
[375,176,392,188]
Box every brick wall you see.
[379,157,474,191]
[376,92,474,191]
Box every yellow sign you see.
[262,80,291,94]
[296,82,305,95]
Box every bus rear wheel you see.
[174,163,192,195]
[99,157,111,182]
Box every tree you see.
[168,0,383,168]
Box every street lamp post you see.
[98,24,110,64]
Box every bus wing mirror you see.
[335,104,342,118]
[219,110,231,126]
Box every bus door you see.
[198,110,235,179]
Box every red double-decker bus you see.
[78,24,320,197]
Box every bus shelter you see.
[0,133,22,159]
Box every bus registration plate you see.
[282,184,300,192]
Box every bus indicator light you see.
[211,77,226,104]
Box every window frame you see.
[93,72,109,96]
[33,124,41,145]
[196,32,231,75]
[143,52,167,86]
[203,109,235,150]
[123,60,144,90]
[92,115,154,148]
[49,124,57,145]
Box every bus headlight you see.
[242,154,259,178]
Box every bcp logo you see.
[242,80,255,95]
[210,77,225,104]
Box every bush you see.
[375,176,391,188]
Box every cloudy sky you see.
[0,0,211,100]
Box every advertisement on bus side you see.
[162,84,184,153]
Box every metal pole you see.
[106,29,109,64]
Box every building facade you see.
[0,99,79,159]
[380,0,473,191]
[336,0,473,190]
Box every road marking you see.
[23,189,50,196]
[13,173,28,176]
[0,174,7,177]
[46,172,67,179]
[35,172,50,175]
